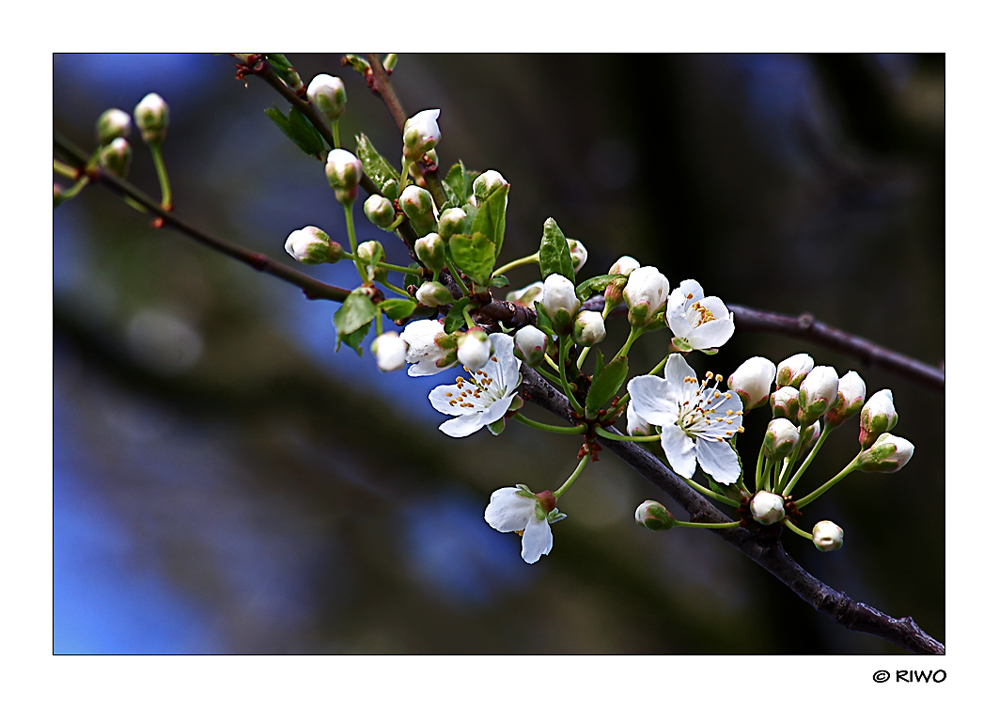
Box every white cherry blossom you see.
[666,279,735,352]
[484,485,562,564]
[400,319,457,377]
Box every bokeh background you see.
[53,53,944,654]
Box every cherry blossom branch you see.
[519,366,944,655]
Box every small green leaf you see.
[576,274,619,301]
[585,355,629,419]
[443,162,469,208]
[449,232,497,286]
[333,289,378,339]
[444,297,471,334]
[592,347,605,378]
[539,217,574,284]
[380,299,417,321]
[338,320,371,356]
[470,184,509,254]
[533,301,556,338]
[488,274,510,289]
[487,418,506,436]
[264,106,325,158]
[356,133,401,195]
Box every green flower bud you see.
[770,386,800,422]
[383,54,398,73]
[363,194,397,230]
[133,93,169,144]
[855,433,914,473]
[824,370,867,429]
[98,137,132,178]
[858,389,898,449]
[572,310,606,346]
[284,226,342,265]
[776,353,814,388]
[414,233,446,274]
[402,109,440,162]
[325,149,363,206]
[307,74,346,123]
[812,521,844,552]
[542,274,580,337]
[763,418,799,460]
[635,500,675,530]
[415,281,453,308]
[623,266,669,329]
[399,185,436,237]
[797,365,839,427]
[473,170,508,203]
[567,239,587,273]
[728,356,777,411]
[514,325,548,366]
[96,108,131,145]
[437,207,468,242]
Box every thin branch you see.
[53,133,351,304]
[519,366,944,655]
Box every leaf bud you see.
[750,491,785,525]
[541,274,581,337]
[383,54,398,73]
[858,389,898,449]
[812,521,844,552]
[414,233,446,274]
[307,74,346,123]
[472,169,508,203]
[363,194,397,230]
[623,266,669,329]
[371,331,408,372]
[763,418,799,460]
[133,92,169,144]
[437,207,468,242]
[415,281,453,308]
[456,327,493,371]
[96,108,131,145]
[855,432,913,473]
[824,370,867,429]
[572,310,606,346]
[98,137,132,178]
[635,500,675,531]
[567,239,588,273]
[776,353,814,388]
[402,109,441,162]
[770,386,800,422]
[797,365,839,426]
[284,226,341,265]
[399,185,437,237]
[325,149,363,205]
[727,356,776,411]
[514,325,548,366]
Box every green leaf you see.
[442,162,468,208]
[539,217,574,284]
[444,297,471,334]
[338,321,371,356]
[470,184,509,255]
[333,290,378,340]
[576,274,619,301]
[592,347,605,378]
[264,106,325,158]
[449,232,497,286]
[488,274,510,289]
[533,300,555,338]
[355,133,401,195]
[585,355,629,419]
[380,299,417,321]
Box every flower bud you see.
[399,185,437,237]
[284,226,342,265]
[799,421,821,456]
[797,365,839,426]
[858,389,898,449]
[325,149,363,205]
[514,325,548,366]
[727,356,776,411]
[472,169,508,203]
[635,500,675,531]
[812,521,844,552]
[414,233,446,274]
[363,194,397,230]
[408,150,438,182]
[602,276,629,311]
[572,310,606,346]
[383,54,398,72]
[415,281,453,308]
[402,109,441,161]
[456,327,493,371]
[824,370,867,429]
[507,282,544,307]
[133,92,169,144]
[371,331,408,372]
[750,491,785,525]
[307,74,347,123]
[567,239,587,273]
[763,418,799,460]
[98,137,132,178]
[855,433,913,473]
[356,240,384,264]
[541,274,580,336]
[776,353,814,388]
[770,386,800,422]
[623,266,669,329]
[437,207,467,242]
[96,108,131,145]
[608,256,640,277]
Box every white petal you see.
[521,517,553,563]
[696,295,729,319]
[663,353,697,401]
[695,437,742,484]
[428,383,483,415]
[408,358,453,377]
[686,317,735,350]
[439,412,487,437]
[626,401,652,435]
[660,423,696,478]
[676,279,705,304]
[627,375,675,427]
[665,288,692,338]
[484,488,535,532]
[487,333,520,393]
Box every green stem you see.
[576,346,591,370]
[461,303,476,329]
[776,424,807,491]
[781,426,832,496]
[57,175,90,202]
[491,252,539,279]
[613,325,641,362]
[332,120,341,149]
[754,444,767,492]
[683,478,740,507]
[594,428,659,443]
[674,520,741,529]
[445,256,471,297]
[534,365,564,387]
[53,160,78,180]
[343,204,367,283]
[378,279,412,299]
[782,519,814,541]
[513,413,586,435]
[558,337,583,415]
[149,142,172,210]
[553,455,591,499]
[795,460,860,508]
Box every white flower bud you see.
[415,281,453,308]
[797,365,839,426]
[325,149,363,205]
[824,370,867,429]
[133,92,169,143]
[858,389,898,448]
[437,207,467,242]
[507,282,544,307]
[572,310,606,346]
[799,421,821,456]
[750,491,785,525]
[623,266,669,329]
[856,433,914,473]
[514,325,548,366]
[763,418,799,460]
[457,327,493,371]
[541,274,580,336]
[776,353,814,388]
[608,256,640,277]
[414,233,446,274]
[402,109,441,161]
[770,386,800,422]
[472,169,508,203]
[355,240,384,264]
[363,194,396,230]
[635,500,675,531]
[727,356,776,411]
[96,108,131,145]
[307,74,347,123]
[567,239,588,273]
[812,521,844,552]
[399,185,437,236]
[98,137,132,178]
[371,332,408,372]
[284,226,341,265]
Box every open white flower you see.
[429,333,521,437]
[400,319,457,377]
[666,279,735,352]
[484,485,562,564]
[627,354,745,484]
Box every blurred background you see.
[53,53,944,654]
